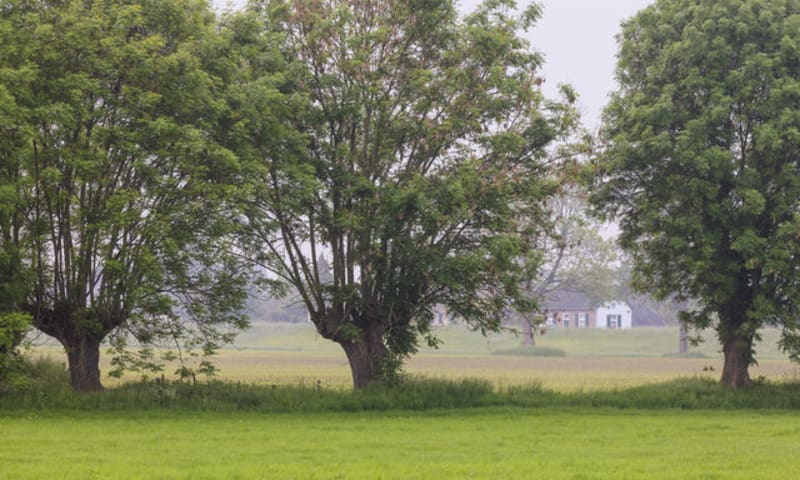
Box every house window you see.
[607,314,621,329]
[563,312,570,328]
[578,313,588,328]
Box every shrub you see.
[0,312,31,384]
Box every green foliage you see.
[0,355,70,392]
[236,0,577,386]
[0,312,31,383]
[590,0,800,386]
[0,0,251,388]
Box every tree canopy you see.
[0,0,250,390]
[591,0,800,388]
[235,0,575,387]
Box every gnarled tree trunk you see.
[30,306,108,392]
[338,323,389,389]
[59,335,103,392]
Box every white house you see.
[595,301,632,330]
[542,290,663,329]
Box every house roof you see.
[542,290,594,311]
[628,300,667,327]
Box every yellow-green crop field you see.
[30,324,800,391]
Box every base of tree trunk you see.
[720,334,752,389]
[339,325,390,389]
[341,342,378,389]
[61,336,104,392]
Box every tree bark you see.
[720,332,752,389]
[338,323,389,389]
[520,317,536,346]
[678,321,688,354]
[60,335,103,392]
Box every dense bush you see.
[0,312,31,384]
[0,355,69,395]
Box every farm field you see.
[28,324,800,391]
[1,409,798,479]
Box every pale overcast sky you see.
[457,0,655,129]
[521,0,654,129]
[213,0,656,130]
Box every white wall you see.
[595,301,632,330]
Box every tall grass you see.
[3,370,800,413]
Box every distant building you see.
[542,290,665,329]
[595,300,632,329]
[542,290,596,328]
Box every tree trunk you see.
[521,317,535,346]
[60,335,103,392]
[678,321,688,354]
[720,332,752,389]
[339,323,389,389]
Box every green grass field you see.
[7,324,800,479]
[1,408,798,479]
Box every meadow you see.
[39,323,790,390]
[2,408,799,479]
[4,324,799,479]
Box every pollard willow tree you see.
[590,0,800,388]
[0,0,249,390]
[238,0,576,387]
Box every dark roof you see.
[542,290,594,311]
[628,300,667,327]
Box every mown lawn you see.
[1,408,797,479]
